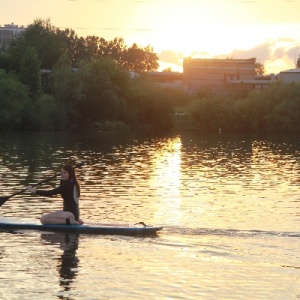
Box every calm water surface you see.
[0,130,299,299]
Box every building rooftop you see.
[280,68,300,73]
[184,57,256,63]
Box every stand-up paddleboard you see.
[0,219,163,236]
[0,163,163,236]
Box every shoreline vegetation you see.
[1,19,300,133]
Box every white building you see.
[278,68,300,83]
[0,23,26,50]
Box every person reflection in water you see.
[27,165,84,225]
[41,233,79,296]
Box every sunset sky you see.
[1,0,300,74]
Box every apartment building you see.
[0,23,26,50]
[183,57,256,91]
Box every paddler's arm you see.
[27,185,64,196]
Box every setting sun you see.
[1,2,300,299]
[113,0,300,73]
[1,0,300,74]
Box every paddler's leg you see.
[40,210,80,225]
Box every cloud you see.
[248,39,300,74]
[229,43,271,63]
[159,50,183,64]
[158,39,300,74]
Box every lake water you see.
[0,130,299,299]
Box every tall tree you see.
[0,70,32,129]
[255,62,265,76]
[99,37,126,65]
[18,47,42,101]
[84,35,99,62]
[122,43,159,72]
[297,55,300,68]
[62,28,85,67]
[0,52,9,72]
[8,18,66,71]
[50,53,82,126]
[8,18,159,72]
[77,57,128,125]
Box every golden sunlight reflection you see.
[149,137,183,224]
[250,140,300,187]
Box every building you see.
[0,23,26,50]
[278,68,300,83]
[183,57,257,91]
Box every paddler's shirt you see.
[36,181,80,220]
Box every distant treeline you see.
[0,18,300,133]
[181,82,300,133]
[0,19,159,72]
[0,18,183,131]
[0,53,189,130]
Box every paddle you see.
[0,161,84,207]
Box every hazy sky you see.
[1,0,300,73]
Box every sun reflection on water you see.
[149,137,185,224]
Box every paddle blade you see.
[0,196,10,207]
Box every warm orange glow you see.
[150,137,183,223]
[125,1,266,55]
[151,137,182,191]
[1,0,299,74]
[123,1,299,74]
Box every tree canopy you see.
[0,70,32,129]
[1,18,300,134]
[255,62,265,76]
[7,18,159,73]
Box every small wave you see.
[161,226,300,238]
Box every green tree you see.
[8,18,66,71]
[18,47,42,101]
[255,62,265,76]
[162,67,172,72]
[99,37,126,64]
[122,43,159,72]
[84,35,100,62]
[7,19,159,73]
[62,28,85,67]
[297,55,300,68]
[0,70,32,129]
[0,52,10,72]
[77,57,128,125]
[50,53,82,127]
[34,94,67,129]
[126,78,175,130]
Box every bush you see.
[0,70,32,130]
[184,82,300,133]
[34,94,67,130]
